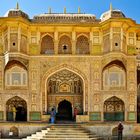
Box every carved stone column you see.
[72,31,76,54]
[72,40,76,54]
[54,31,58,54]
[90,31,93,55]
[54,40,58,54]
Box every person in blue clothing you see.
[50,108,56,123]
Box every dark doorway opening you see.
[57,100,72,120]
[16,105,27,121]
[6,96,27,122]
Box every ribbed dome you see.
[100,4,125,21]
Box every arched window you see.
[41,35,54,54]
[5,65,27,86]
[76,35,89,54]
[103,65,125,90]
[58,35,72,54]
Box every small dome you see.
[100,4,125,21]
[4,3,29,19]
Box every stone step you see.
[49,126,83,128]
[45,133,92,135]
[43,134,97,138]
[48,130,89,133]
[23,124,101,140]
[49,128,86,131]
[40,138,98,140]
[49,126,82,128]
[25,137,99,140]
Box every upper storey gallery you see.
[0,3,140,56]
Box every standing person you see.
[118,122,124,140]
[12,106,16,122]
[50,108,55,124]
[74,107,78,121]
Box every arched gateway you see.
[47,69,83,120]
[42,65,88,119]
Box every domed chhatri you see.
[100,3,126,21]
[4,2,29,19]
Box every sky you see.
[0,0,140,23]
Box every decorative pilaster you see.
[121,28,123,52]
[110,27,113,51]
[8,26,10,51]
[37,30,40,52]
[27,29,30,54]
[90,31,93,55]
[18,25,21,52]
[72,31,76,54]
[54,31,58,54]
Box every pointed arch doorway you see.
[47,69,84,121]
[6,96,27,121]
[57,100,72,120]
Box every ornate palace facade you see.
[0,4,139,123]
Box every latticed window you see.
[41,35,54,54]
[5,66,27,86]
[76,35,89,54]
[58,35,72,54]
[103,65,125,90]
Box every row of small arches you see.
[41,35,90,54]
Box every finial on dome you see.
[78,7,81,14]
[110,3,113,11]
[64,7,66,14]
[16,2,19,9]
[48,7,52,14]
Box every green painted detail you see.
[92,45,102,55]
[29,44,39,55]
[128,112,136,121]
[104,112,124,121]
[127,46,136,55]
[30,112,41,121]
[7,112,13,121]
[0,111,3,120]
[89,112,101,121]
